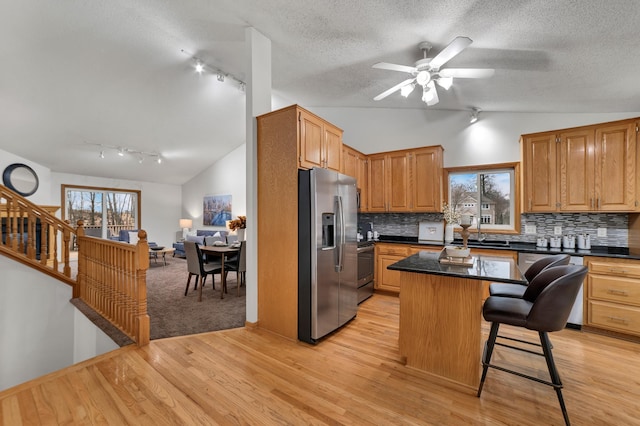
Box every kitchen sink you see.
[452,239,511,248]
[467,240,510,248]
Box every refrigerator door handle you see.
[335,195,345,272]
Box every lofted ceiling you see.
[2,0,640,184]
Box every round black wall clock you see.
[2,163,39,197]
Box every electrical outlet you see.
[524,224,537,234]
[554,226,562,235]
[597,227,607,237]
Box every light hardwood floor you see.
[1,294,639,425]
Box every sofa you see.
[172,230,228,257]
[110,229,157,247]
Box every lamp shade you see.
[179,219,192,229]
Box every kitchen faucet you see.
[476,215,486,242]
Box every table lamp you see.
[179,218,193,240]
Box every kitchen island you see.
[388,250,525,392]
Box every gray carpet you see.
[147,256,246,340]
[72,255,246,345]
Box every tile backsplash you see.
[359,212,628,247]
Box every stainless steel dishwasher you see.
[518,252,584,328]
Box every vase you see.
[237,228,246,241]
[444,223,454,244]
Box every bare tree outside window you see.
[63,185,141,246]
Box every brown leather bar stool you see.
[489,253,570,298]
[477,265,589,426]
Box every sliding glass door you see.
[63,185,141,246]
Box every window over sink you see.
[444,162,520,234]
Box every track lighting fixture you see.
[180,49,246,92]
[86,142,163,165]
[470,108,480,124]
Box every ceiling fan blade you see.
[428,36,472,70]
[373,78,416,101]
[372,62,417,74]
[439,68,495,78]
[425,81,439,106]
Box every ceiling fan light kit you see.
[372,36,494,107]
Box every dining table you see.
[200,245,240,299]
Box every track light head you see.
[470,108,480,124]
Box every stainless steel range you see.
[357,241,375,304]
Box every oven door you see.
[357,244,374,286]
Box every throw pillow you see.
[186,230,197,237]
[186,235,205,245]
[128,231,139,244]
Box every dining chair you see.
[225,241,246,296]
[184,241,222,298]
[477,265,588,426]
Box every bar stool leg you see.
[539,332,570,426]
[477,322,500,397]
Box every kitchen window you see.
[444,162,520,234]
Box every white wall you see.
[310,107,640,166]
[0,256,117,391]
[50,173,182,248]
[0,147,52,204]
[181,144,247,231]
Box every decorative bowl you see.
[445,246,470,258]
[150,246,165,251]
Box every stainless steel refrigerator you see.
[298,167,358,344]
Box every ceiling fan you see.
[372,36,494,106]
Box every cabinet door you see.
[368,154,387,212]
[324,124,342,172]
[341,145,359,178]
[411,147,443,212]
[357,155,368,211]
[387,152,410,211]
[594,121,636,211]
[299,111,324,169]
[522,133,558,212]
[559,128,595,211]
[375,254,405,293]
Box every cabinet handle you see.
[606,316,629,324]
[598,198,601,209]
[607,289,629,296]
[528,199,532,210]
[590,198,594,209]
[608,268,627,274]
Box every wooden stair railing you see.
[1,184,150,346]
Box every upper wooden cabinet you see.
[341,144,368,211]
[522,118,638,213]
[522,132,557,212]
[367,146,443,213]
[299,109,342,172]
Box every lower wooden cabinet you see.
[374,243,517,295]
[585,257,640,338]
[375,244,410,293]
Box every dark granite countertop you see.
[387,251,526,284]
[375,235,640,260]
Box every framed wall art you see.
[203,194,232,226]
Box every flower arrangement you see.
[228,215,246,231]
[442,203,460,224]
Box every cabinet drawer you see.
[377,245,410,256]
[589,275,640,305]
[589,260,640,279]
[588,300,640,335]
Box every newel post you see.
[135,229,150,346]
[73,220,85,298]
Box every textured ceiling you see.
[1,0,640,184]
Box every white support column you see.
[245,27,271,323]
